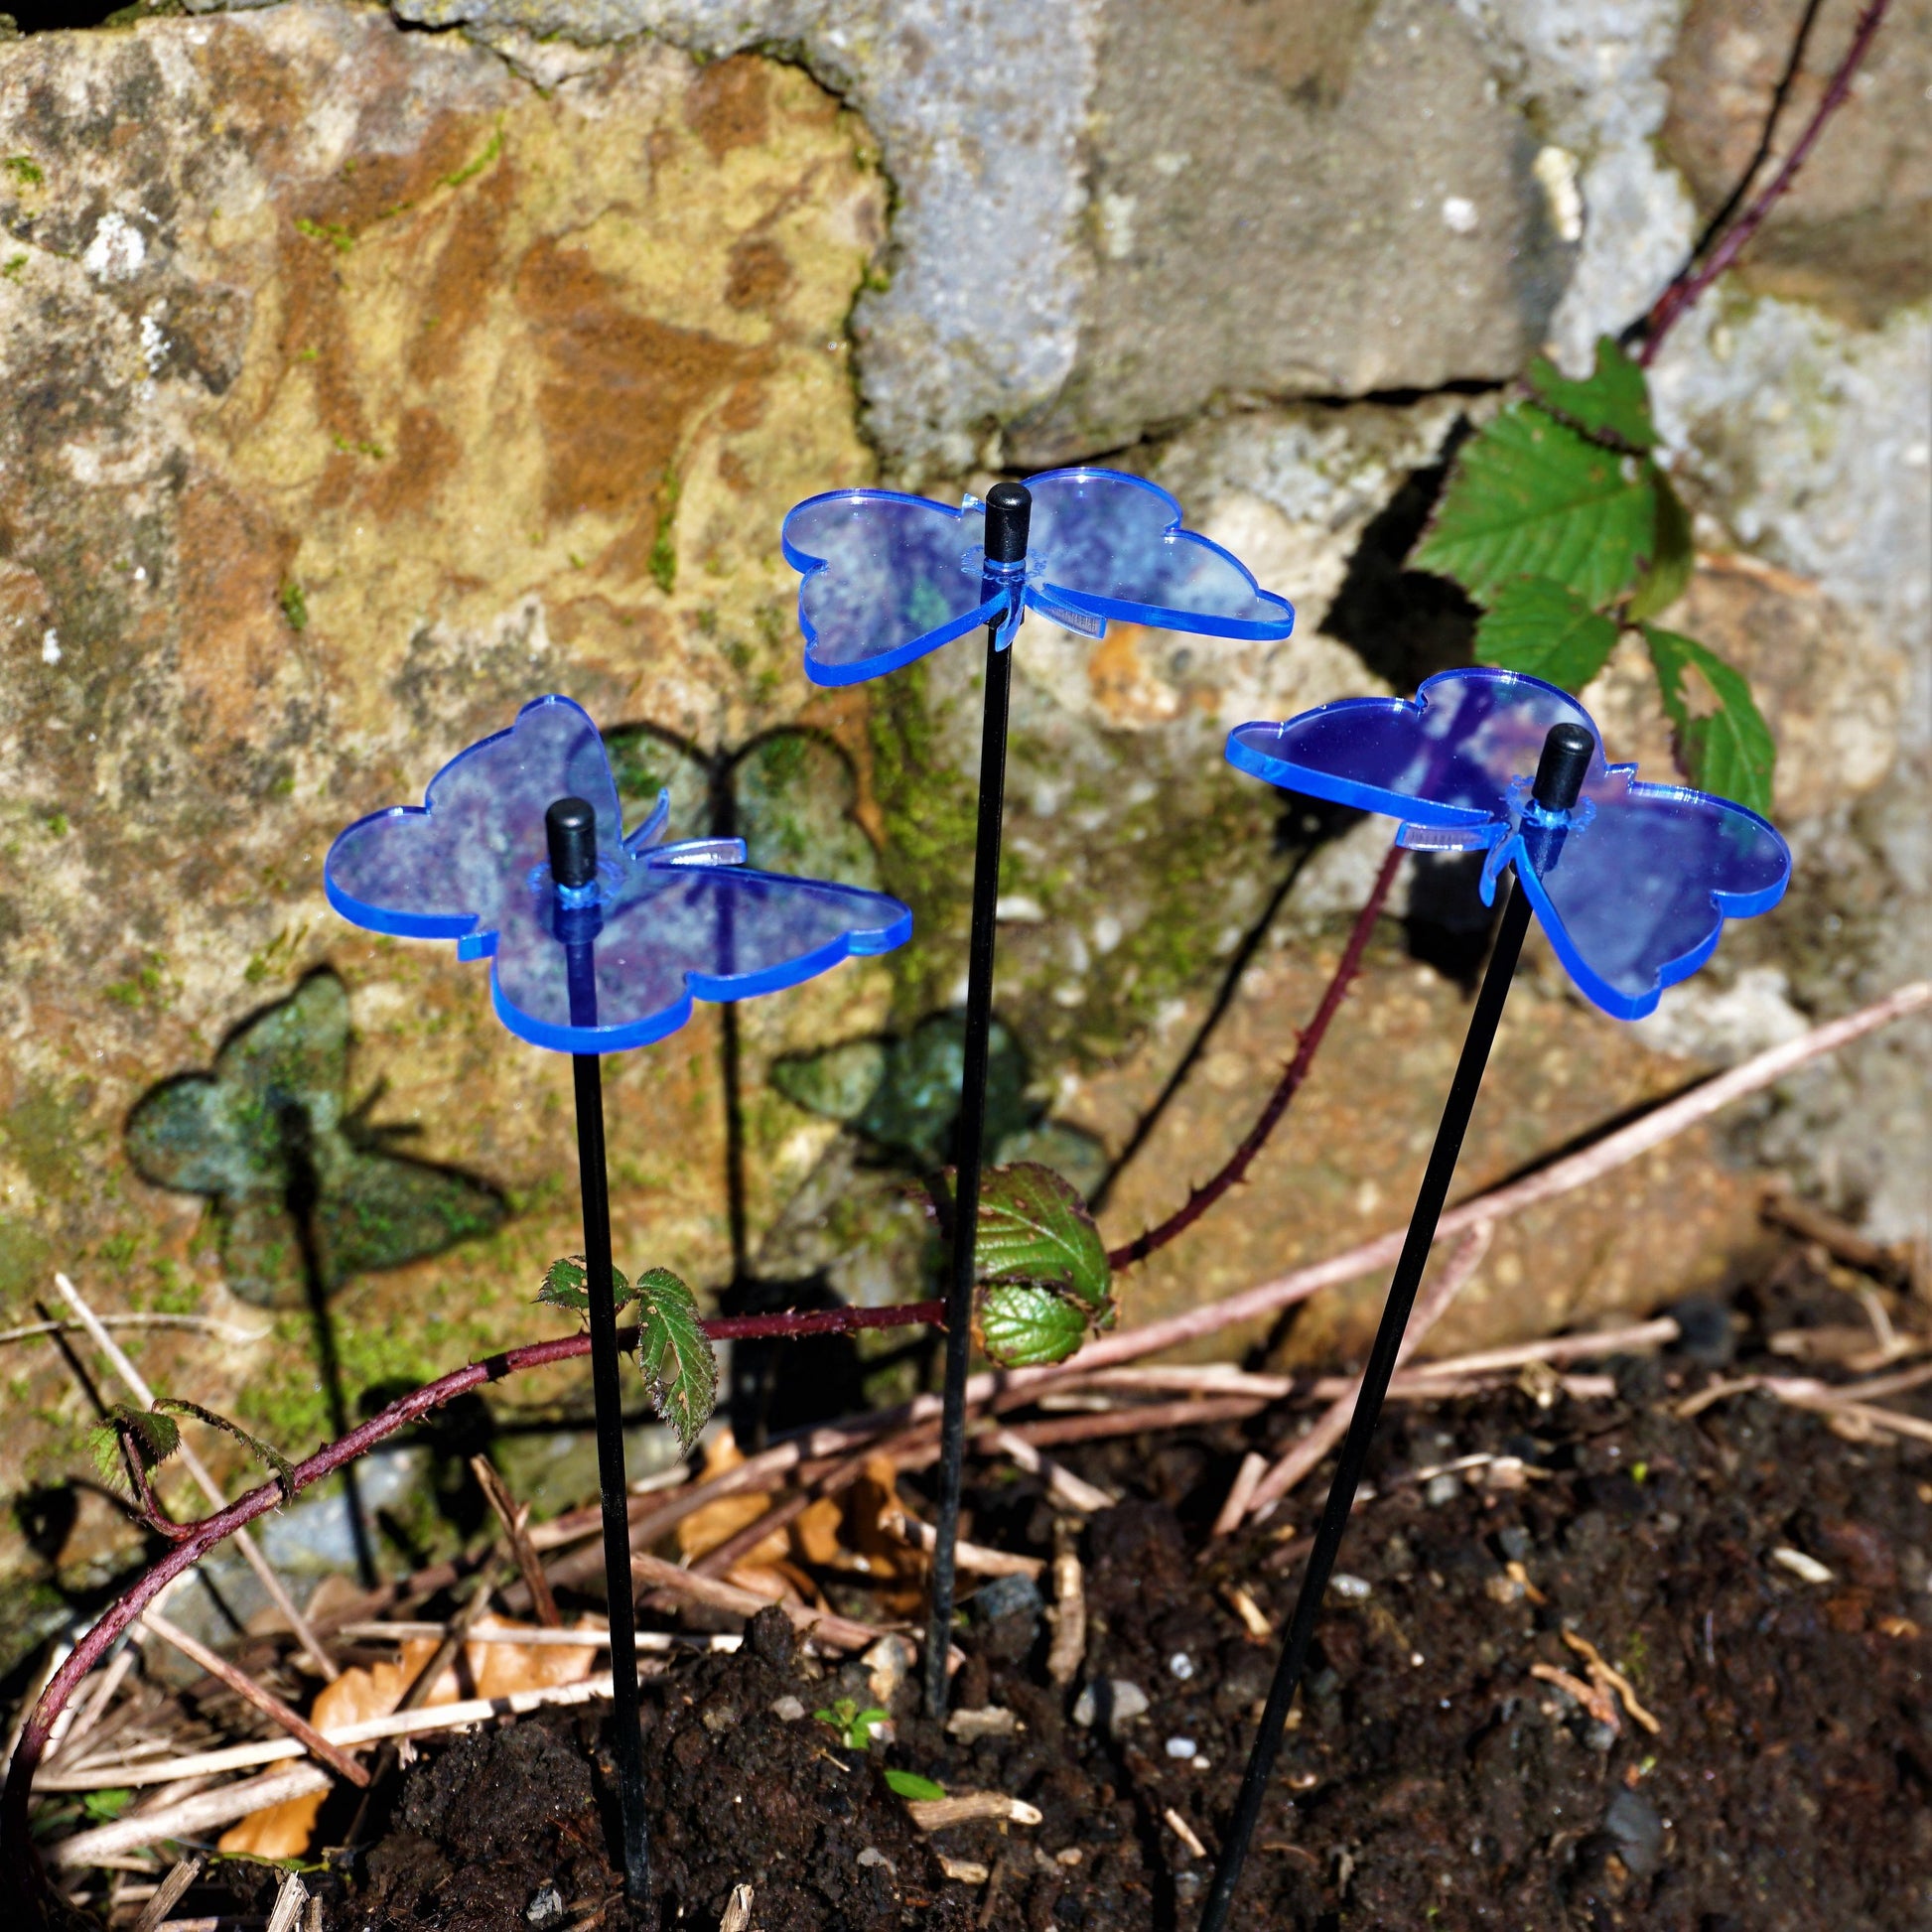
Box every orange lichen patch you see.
[0,556,51,639]
[794,684,886,845]
[408,158,515,378]
[685,55,771,159]
[1087,624,1182,725]
[196,22,316,177]
[725,235,795,313]
[287,114,492,241]
[365,406,462,524]
[515,234,756,575]
[173,476,294,739]
[718,379,767,434]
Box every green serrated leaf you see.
[1525,335,1658,452]
[972,1162,1111,1310]
[538,1255,635,1314]
[537,1255,589,1312]
[90,1403,181,1491]
[1413,404,1658,611]
[1641,625,1776,816]
[885,1768,946,1801]
[89,1421,130,1491]
[633,1268,717,1452]
[120,1402,181,1469]
[1473,575,1620,690]
[1625,468,1693,621]
[975,1282,1090,1368]
[154,1398,295,1499]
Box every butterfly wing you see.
[1225,666,1791,1020]
[488,860,912,1052]
[1226,667,1598,844]
[1023,468,1295,642]
[783,488,1007,687]
[326,694,621,947]
[1507,772,1790,1020]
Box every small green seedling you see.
[884,1769,945,1801]
[813,1699,889,1750]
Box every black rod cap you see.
[984,481,1032,566]
[1532,723,1594,813]
[545,796,599,890]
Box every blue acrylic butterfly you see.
[781,466,1295,685]
[325,695,911,1053]
[1227,667,1790,1022]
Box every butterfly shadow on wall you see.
[125,970,507,1311]
[125,969,508,1584]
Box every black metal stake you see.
[1198,724,1593,1932]
[547,798,651,1915]
[922,481,1030,1718]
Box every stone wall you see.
[0,0,1924,1628]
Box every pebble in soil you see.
[320,1254,1932,1930]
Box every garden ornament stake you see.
[324,694,910,1915]
[782,468,1295,1713]
[1200,667,1790,1932]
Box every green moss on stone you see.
[1,1079,90,1201]
[865,662,978,1021]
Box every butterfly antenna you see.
[923,478,1031,1718]
[1198,721,1583,1932]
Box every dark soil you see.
[272,1252,1930,1931]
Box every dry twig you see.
[138,1610,367,1787]
[1760,1184,1920,1295]
[1562,1631,1662,1736]
[51,1764,333,1867]
[1211,1454,1269,1539]
[131,1854,204,1932]
[264,1871,307,1932]
[905,1791,1042,1831]
[627,1552,884,1651]
[1530,1662,1619,1731]
[41,1672,624,1795]
[1045,1522,1086,1688]
[471,1456,561,1628]
[0,1312,271,1350]
[1164,1807,1208,1861]
[896,1516,1043,1580]
[980,1428,1115,1513]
